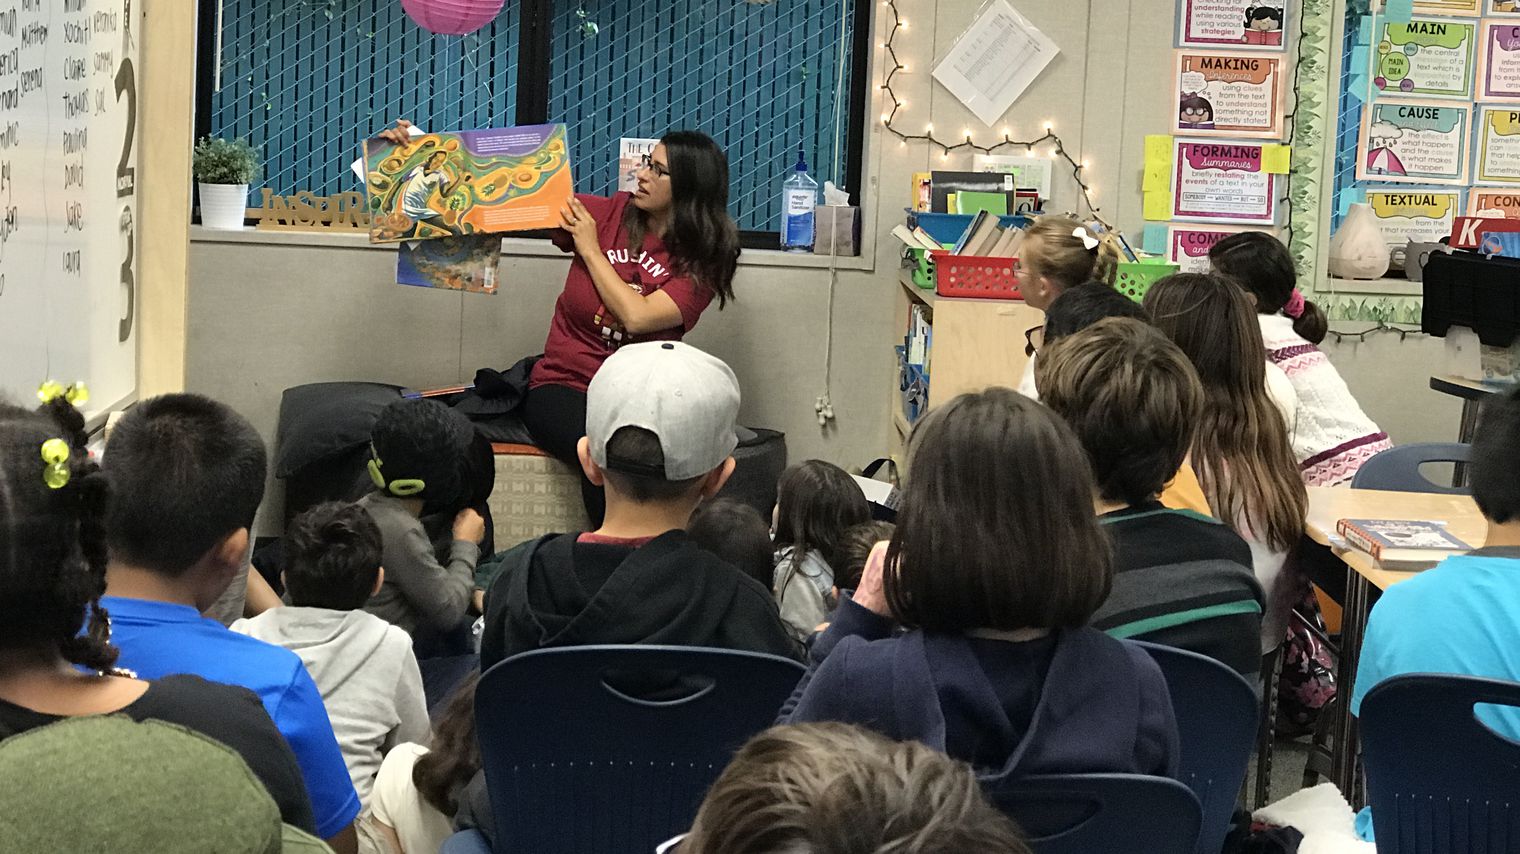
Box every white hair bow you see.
[1072,227,1099,251]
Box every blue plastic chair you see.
[1132,642,1258,854]
[449,644,805,854]
[1360,673,1520,854]
[1351,443,1472,494]
[982,773,1202,854]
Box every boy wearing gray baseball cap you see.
[478,341,798,668]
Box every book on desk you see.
[1336,518,1471,570]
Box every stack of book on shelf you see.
[1335,518,1472,570]
[951,210,1024,259]
[899,303,931,423]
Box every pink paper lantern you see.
[401,0,505,35]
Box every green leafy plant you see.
[192,137,260,185]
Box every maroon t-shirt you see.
[530,193,715,392]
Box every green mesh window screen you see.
[207,2,519,199]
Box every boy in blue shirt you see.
[100,394,361,853]
[1351,386,1520,840]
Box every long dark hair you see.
[887,389,1112,632]
[623,130,740,307]
[413,670,481,815]
[773,460,870,590]
[1209,231,1328,345]
[0,398,116,671]
[1143,274,1306,552]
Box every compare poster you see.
[1476,106,1520,184]
[1374,18,1477,99]
[1177,0,1286,49]
[1479,23,1520,101]
[1171,140,1280,223]
[363,124,574,244]
[1174,51,1285,136]
[1356,100,1471,184]
[1469,189,1520,215]
[1166,224,1259,271]
[1365,189,1463,249]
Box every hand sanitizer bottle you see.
[780,151,818,252]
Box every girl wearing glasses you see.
[377,123,741,525]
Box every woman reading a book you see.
[378,122,741,525]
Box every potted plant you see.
[193,137,259,230]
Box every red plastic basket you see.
[932,251,1022,300]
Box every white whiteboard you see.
[0,0,138,418]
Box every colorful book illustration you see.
[363,124,574,244]
[396,235,502,295]
[1336,518,1471,569]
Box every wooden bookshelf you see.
[890,269,1043,457]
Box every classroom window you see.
[197,0,869,243]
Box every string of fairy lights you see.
[875,0,1102,222]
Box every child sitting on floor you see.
[771,460,871,643]
[686,498,775,589]
[359,398,485,651]
[235,502,430,805]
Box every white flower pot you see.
[199,182,249,230]
[1327,203,1390,280]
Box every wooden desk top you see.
[1306,486,1487,590]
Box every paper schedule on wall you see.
[931,0,1060,126]
[1373,18,1476,99]
[1478,23,1520,101]
[1476,106,1520,185]
[1356,100,1471,184]
[1174,51,1285,137]
[1170,140,1280,224]
[1177,0,1287,50]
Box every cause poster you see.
[1356,100,1471,184]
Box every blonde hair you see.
[1021,215,1122,290]
[680,723,1029,854]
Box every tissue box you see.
[813,206,861,256]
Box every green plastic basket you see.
[1115,258,1179,303]
[908,248,936,289]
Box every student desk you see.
[1305,486,1486,802]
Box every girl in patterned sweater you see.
[1210,232,1391,486]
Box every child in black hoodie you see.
[478,341,798,668]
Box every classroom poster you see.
[1479,23,1520,101]
[1171,140,1281,223]
[1174,52,1286,136]
[1356,100,1471,183]
[363,124,574,244]
[1469,188,1520,215]
[1177,0,1287,50]
[1476,106,1520,184]
[1414,0,1481,15]
[618,138,659,193]
[1166,224,1259,271]
[1491,0,1520,15]
[1374,18,1477,99]
[1365,189,1464,249]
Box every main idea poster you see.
[1373,18,1477,99]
